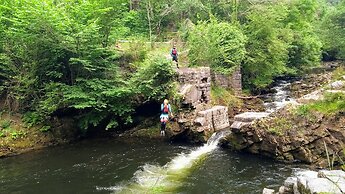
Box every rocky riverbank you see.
[0,113,79,158]
[263,169,345,194]
[223,67,345,167]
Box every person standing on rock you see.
[171,45,179,68]
[160,99,173,136]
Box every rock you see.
[306,178,342,194]
[194,106,230,132]
[329,80,345,89]
[230,121,251,130]
[296,170,318,192]
[234,112,270,122]
[297,90,323,103]
[318,170,345,178]
[283,177,297,192]
[318,170,345,192]
[262,188,275,194]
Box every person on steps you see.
[171,46,179,68]
[160,99,173,136]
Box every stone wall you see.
[177,67,211,107]
[212,66,242,94]
[194,106,230,132]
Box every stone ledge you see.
[234,112,270,122]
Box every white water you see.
[264,80,298,113]
[113,131,227,193]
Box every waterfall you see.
[113,131,228,193]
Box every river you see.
[0,79,299,194]
[0,136,295,194]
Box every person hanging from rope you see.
[170,45,179,68]
[160,99,173,136]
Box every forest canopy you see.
[0,0,344,132]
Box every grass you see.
[265,117,292,136]
[118,38,190,68]
[296,92,345,115]
[211,85,242,108]
[331,66,345,81]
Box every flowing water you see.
[0,79,301,193]
[0,136,294,194]
[263,80,298,113]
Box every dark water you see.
[0,138,293,194]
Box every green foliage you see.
[0,0,341,135]
[211,86,242,108]
[10,131,24,140]
[285,0,322,70]
[267,117,292,136]
[0,120,11,129]
[131,55,176,102]
[296,92,345,115]
[242,0,322,91]
[188,19,246,74]
[320,1,345,59]
[39,126,51,132]
[0,0,178,133]
[332,66,345,81]
[243,3,292,90]
[22,112,45,128]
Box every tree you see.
[187,19,246,74]
[242,3,293,90]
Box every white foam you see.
[114,132,225,193]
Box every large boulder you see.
[277,170,345,194]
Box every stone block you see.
[230,121,251,130]
[234,112,270,122]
